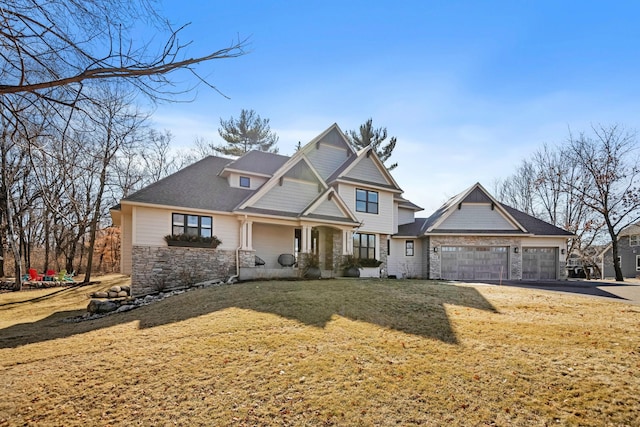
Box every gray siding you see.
[253,179,319,213]
[306,144,349,179]
[398,207,415,225]
[345,157,388,185]
[602,236,640,278]
[313,198,345,217]
[438,204,517,230]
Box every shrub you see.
[359,258,383,268]
[164,234,222,248]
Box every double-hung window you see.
[630,235,640,246]
[356,189,378,214]
[405,240,414,256]
[172,213,212,238]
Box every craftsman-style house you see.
[111,124,572,294]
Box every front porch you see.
[237,220,354,280]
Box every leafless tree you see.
[495,140,607,279]
[494,160,538,216]
[0,0,246,286]
[564,125,640,281]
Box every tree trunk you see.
[611,239,624,281]
[1,135,22,290]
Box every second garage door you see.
[522,247,557,280]
[441,246,509,280]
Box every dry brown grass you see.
[0,276,638,426]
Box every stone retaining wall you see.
[132,245,237,296]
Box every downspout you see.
[229,215,247,283]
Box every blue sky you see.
[150,1,640,212]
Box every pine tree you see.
[216,109,279,156]
[348,118,398,170]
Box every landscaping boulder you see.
[93,291,109,298]
[87,299,119,314]
[109,285,122,293]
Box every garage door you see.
[522,247,557,280]
[441,246,509,280]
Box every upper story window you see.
[630,234,640,246]
[239,176,250,188]
[172,213,212,238]
[356,189,378,214]
[405,240,414,256]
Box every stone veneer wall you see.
[379,234,389,272]
[422,237,431,279]
[331,230,343,273]
[428,236,523,280]
[132,246,238,296]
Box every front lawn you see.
[0,276,638,426]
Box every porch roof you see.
[237,207,360,225]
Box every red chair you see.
[28,268,44,281]
[44,269,56,281]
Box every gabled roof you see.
[121,156,253,212]
[328,146,403,193]
[236,155,326,210]
[395,182,573,238]
[425,182,526,233]
[118,124,417,227]
[300,123,355,154]
[618,222,640,237]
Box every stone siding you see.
[332,230,343,272]
[132,246,236,296]
[379,234,389,267]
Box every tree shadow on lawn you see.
[0,280,498,349]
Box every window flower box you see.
[164,234,221,249]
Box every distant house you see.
[110,124,573,294]
[599,223,640,279]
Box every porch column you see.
[343,230,352,255]
[301,225,312,253]
[240,220,254,250]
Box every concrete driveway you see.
[469,278,640,305]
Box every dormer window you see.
[239,176,250,188]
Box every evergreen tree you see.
[347,118,398,170]
[216,109,279,156]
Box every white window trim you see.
[405,240,414,257]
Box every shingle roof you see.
[122,156,253,212]
[396,218,429,237]
[394,183,573,238]
[223,151,289,175]
[501,205,574,236]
